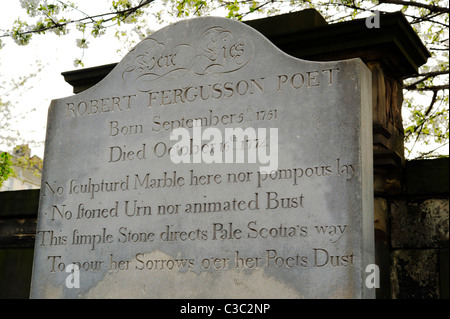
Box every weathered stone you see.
[0,189,39,218]
[391,249,439,299]
[391,199,449,248]
[374,197,391,299]
[30,16,373,298]
[374,198,388,235]
[440,248,449,299]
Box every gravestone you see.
[30,16,374,298]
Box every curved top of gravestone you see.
[77,16,326,96]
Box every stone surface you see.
[391,249,440,299]
[0,249,34,299]
[404,158,449,195]
[390,199,449,248]
[30,17,373,298]
[0,189,40,218]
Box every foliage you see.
[0,145,43,189]
[0,60,43,151]
[0,0,448,159]
[0,152,14,189]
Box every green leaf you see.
[0,152,15,188]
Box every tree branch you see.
[1,0,154,38]
[430,47,449,51]
[406,90,437,143]
[407,84,449,91]
[414,141,450,159]
[406,12,450,27]
[240,1,273,19]
[379,0,449,13]
[404,70,449,88]
[56,0,96,23]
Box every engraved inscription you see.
[122,25,254,92]
[31,17,372,299]
[65,95,136,118]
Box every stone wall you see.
[389,158,449,298]
[0,190,38,298]
[374,158,449,298]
